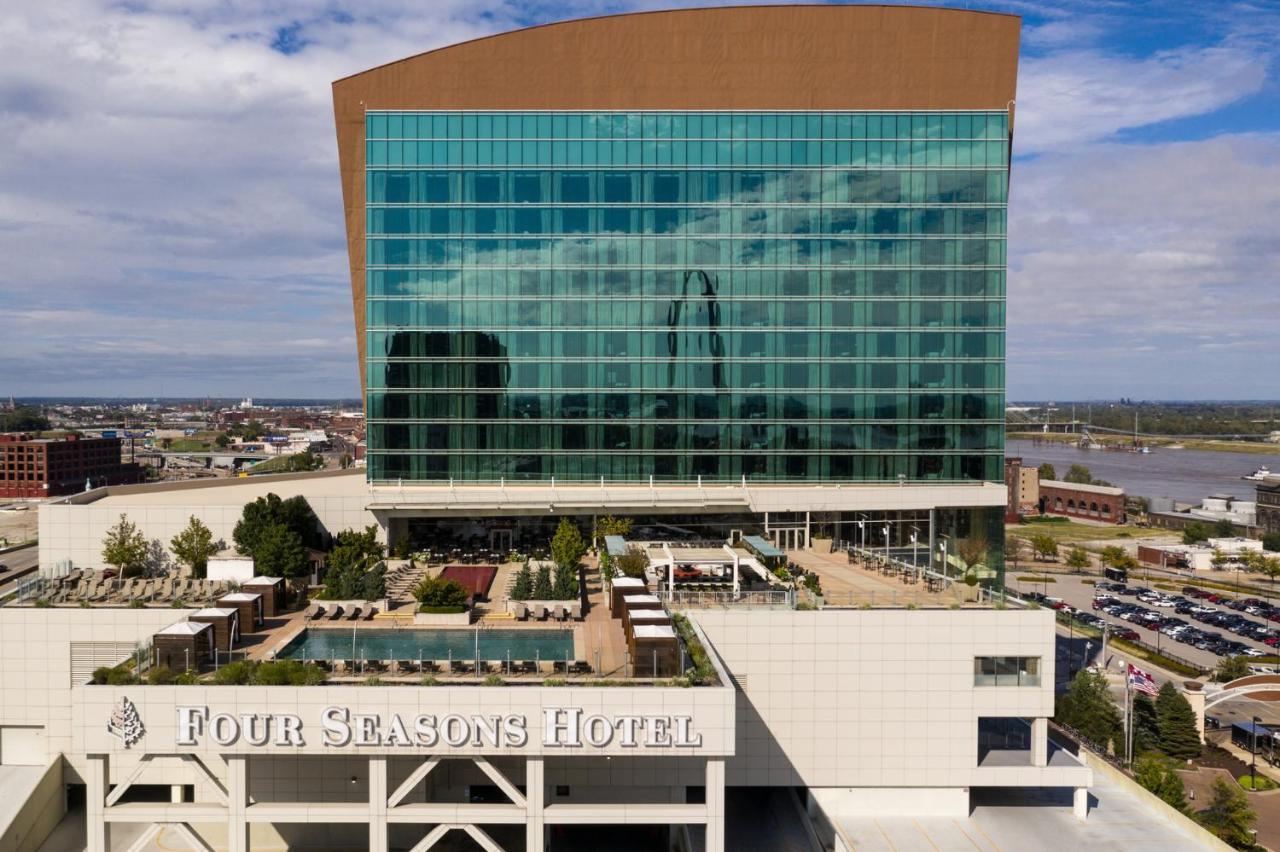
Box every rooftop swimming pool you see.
[278,628,574,662]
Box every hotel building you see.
[1,8,1099,852]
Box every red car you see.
[1110,627,1140,641]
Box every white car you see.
[1153,598,1176,608]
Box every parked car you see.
[1110,627,1140,641]
[1205,715,1222,730]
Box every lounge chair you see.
[328,606,344,621]
[308,605,325,621]
[568,602,582,621]
[511,602,527,621]
[450,660,471,675]
[363,607,376,621]
[551,604,566,621]
[347,606,362,621]
[534,603,550,621]
[570,661,593,676]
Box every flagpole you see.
[1123,666,1130,764]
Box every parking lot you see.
[1008,574,1280,673]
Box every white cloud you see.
[1016,44,1270,153]
[1007,133,1280,397]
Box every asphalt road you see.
[1009,573,1278,673]
[0,545,39,592]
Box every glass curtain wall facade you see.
[365,111,1007,483]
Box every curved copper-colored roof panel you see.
[334,5,1022,389]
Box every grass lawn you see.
[1006,521,1166,545]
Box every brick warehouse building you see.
[0,433,143,499]
[1037,479,1126,525]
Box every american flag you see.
[1127,663,1159,697]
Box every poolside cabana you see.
[189,607,240,653]
[622,593,663,616]
[610,576,647,618]
[628,624,679,677]
[241,576,285,617]
[217,592,264,633]
[623,608,672,633]
[152,620,215,672]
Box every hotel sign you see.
[175,706,703,750]
[75,687,733,756]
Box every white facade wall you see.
[692,608,1087,795]
[38,473,375,573]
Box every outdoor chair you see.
[568,602,582,620]
[347,606,362,621]
[486,660,504,675]
[364,607,376,620]
[551,604,566,621]
[328,606,344,621]
[552,660,569,674]
[536,660,555,675]
[308,605,325,620]
[570,661,592,676]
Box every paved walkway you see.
[789,549,968,607]
[836,769,1221,851]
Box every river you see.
[1006,438,1280,504]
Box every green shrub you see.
[413,575,470,609]
[212,661,254,685]
[420,675,439,686]
[365,676,383,686]
[146,666,176,685]
[671,613,716,685]
[544,677,567,687]
[482,674,505,686]
[128,599,145,609]
[173,670,201,685]
[418,605,466,614]
[91,665,137,685]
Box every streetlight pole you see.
[883,524,890,566]
[940,540,948,585]
[910,528,919,582]
[1250,718,1261,787]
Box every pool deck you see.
[243,558,632,680]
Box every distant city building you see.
[1258,476,1280,536]
[0,433,143,498]
[1002,457,1040,521]
[1148,493,1256,536]
[1137,537,1262,572]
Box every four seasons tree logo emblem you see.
[106,697,144,748]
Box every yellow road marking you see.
[969,817,1002,852]
[951,819,986,850]
[913,820,941,852]
[874,818,898,851]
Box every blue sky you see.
[0,0,1277,399]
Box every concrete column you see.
[1032,718,1048,767]
[369,756,388,851]
[526,758,545,852]
[1073,786,1089,821]
[705,758,725,852]
[85,754,108,852]
[226,755,249,852]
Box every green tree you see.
[1063,464,1094,484]
[1252,553,1280,602]
[956,537,988,570]
[1065,547,1091,570]
[233,493,321,555]
[1131,694,1161,757]
[0,407,51,432]
[553,562,579,600]
[616,547,649,579]
[102,514,149,578]
[551,517,587,569]
[1215,656,1252,683]
[1100,545,1126,567]
[1262,532,1280,553]
[169,516,217,578]
[413,576,470,610]
[1029,532,1059,562]
[1182,523,1210,545]
[253,523,308,580]
[358,563,387,600]
[1133,752,1188,813]
[1155,681,1202,760]
[532,564,553,600]
[1037,462,1056,481]
[1196,777,1256,848]
[214,433,231,449]
[593,515,633,544]
[1213,517,1237,538]
[510,562,533,601]
[1055,669,1123,754]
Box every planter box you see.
[811,537,833,554]
[413,609,472,626]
